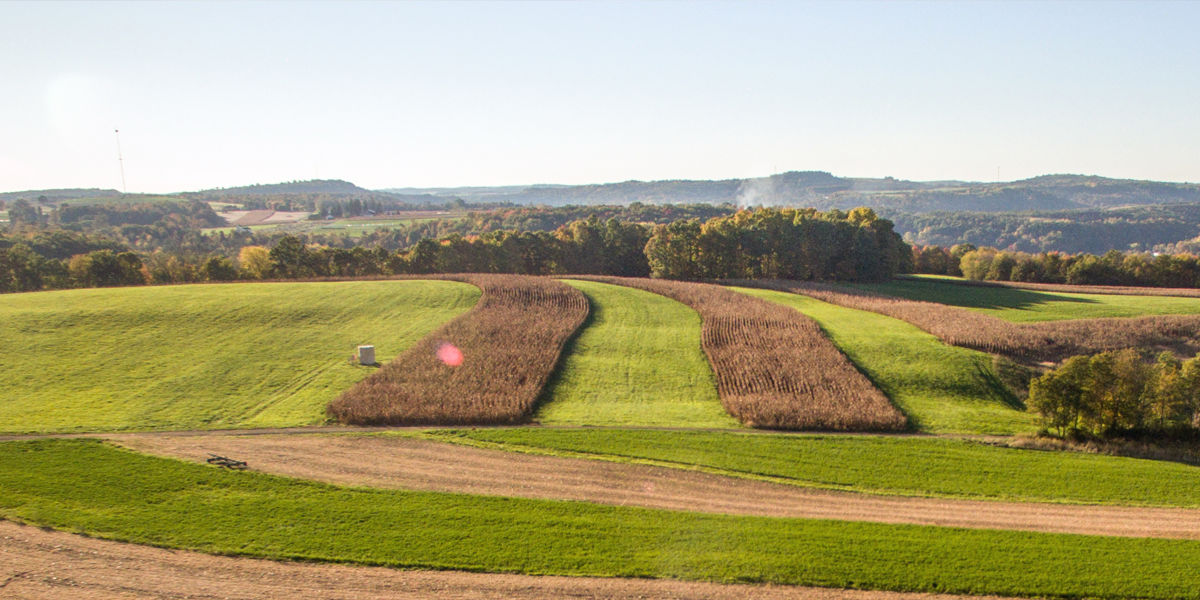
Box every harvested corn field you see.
[926,277,1200,299]
[327,275,589,425]
[578,277,907,431]
[758,280,1200,363]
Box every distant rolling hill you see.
[190,179,371,196]
[384,172,1200,214]
[0,188,121,203]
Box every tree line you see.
[1029,349,1200,439]
[891,204,1200,254]
[1,207,910,293]
[912,245,1200,288]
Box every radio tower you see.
[114,128,127,193]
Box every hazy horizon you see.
[5,1,1199,193]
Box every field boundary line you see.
[416,432,1158,507]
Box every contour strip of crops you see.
[327,275,589,425]
[756,280,1200,363]
[924,277,1200,298]
[576,276,907,431]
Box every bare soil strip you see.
[1,521,1018,600]
[115,434,1200,540]
[229,209,274,225]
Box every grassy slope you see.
[856,276,1200,323]
[3,439,1200,600]
[0,280,478,433]
[536,280,737,428]
[435,429,1200,507]
[733,287,1033,434]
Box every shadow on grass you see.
[529,286,597,420]
[857,278,1100,312]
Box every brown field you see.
[577,277,907,431]
[0,520,1011,600]
[115,433,1200,540]
[327,275,589,425]
[755,280,1200,363]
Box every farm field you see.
[583,277,906,431]
[6,522,969,600]
[203,211,464,236]
[733,287,1034,434]
[328,275,589,425]
[4,439,1200,600]
[0,280,478,433]
[118,433,1200,538]
[856,276,1200,323]
[434,429,1200,507]
[535,280,737,428]
[772,279,1200,363]
[6,275,1200,599]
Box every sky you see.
[2,1,1199,193]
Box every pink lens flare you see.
[436,342,464,367]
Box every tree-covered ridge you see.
[383,172,1200,212]
[892,203,1200,254]
[0,188,120,203]
[192,179,369,195]
[1,207,910,293]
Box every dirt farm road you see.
[0,520,1019,600]
[114,433,1200,540]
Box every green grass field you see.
[0,280,478,433]
[733,287,1034,434]
[535,280,737,428]
[433,429,1200,507]
[856,276,1200,322]
[3,439,1200,599]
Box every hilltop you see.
[0,188,122,203]
[190,179,370,196]
[8,172,1200,215]
[385,172,1200,213]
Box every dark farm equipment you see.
[205,454,248,470]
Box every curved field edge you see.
[859,277,1200,322]
[328,275,589,425]
[0,280,479,434]
[3,440,1200,600]
[535,280,737,428]
[757,280,1200,363]
[425,429,1200,508]
[731,286,1034,435]
[576,276,906,431]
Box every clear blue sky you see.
[3,1,1199,193]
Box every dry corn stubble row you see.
[757,280,1200,363]
[327,274,589,425]
[930,278,1200,298]
[577,276,908,431]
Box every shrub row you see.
[1030,349,1200,438]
